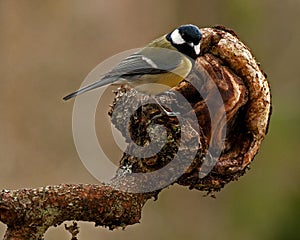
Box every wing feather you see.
[64,45,184,100]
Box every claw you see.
[151,97,180,118]
[160,107,180,117]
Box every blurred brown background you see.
[0,0,299,239]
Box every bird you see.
[63,24,202,115]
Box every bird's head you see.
[167,24,202,59]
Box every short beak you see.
[194,43,201,55]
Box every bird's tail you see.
[63,76,119,101]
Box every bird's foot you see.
[151,99,180,120]
[159,106,180,117]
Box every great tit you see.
[63,24,202,108]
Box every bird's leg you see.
[164,90,177,99]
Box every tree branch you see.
[1,184,153,239]
[0,26,272,239]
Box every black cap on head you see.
[178,24,202,45]
[167,24,202,59]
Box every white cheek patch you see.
[194,43,201,55]
[170,29,185,45]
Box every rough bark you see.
[0,26,271,239]
[0,184,153,239]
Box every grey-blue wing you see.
[105,48,183,78]
[63,47,183,100]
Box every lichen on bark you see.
[110,26,271,192]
